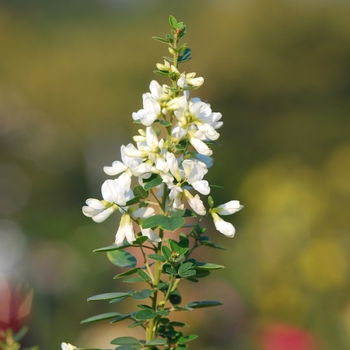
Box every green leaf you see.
[134,236,148,245]
[169,15,178,29]
[144,175,163,190]
[123,277,146,283]
[110,336,141,346]
[169,321,189,327]
[125,196,141,206]
[152,36,169,44]
[179,269,196,278]
[156,310,169,316]
[158,216,185,232]
[81,312,121,324]
[133,185,148,199]
[148,254,167,262]
[186,300,223,309]
[178,262,193,274]
[113,346,141,350]
[110,314,131,324]
[13,326,28,342]
[178,334,198,344]
[87,292,131,301]
[137,269,151,282]
[162,246,172,259]
[132,289,153,300]
[145,339,167,346]
[194,262,225,270]
[178,48,192,63]
[135,309,158,320]
[165,267,177,275]
[107,250,137,268]
[93,244,121,252]
[113,268,139,279]
[142,214,166,229]
[201,241,226,250]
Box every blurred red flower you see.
[260,323,317,350]
[0,276,33,339]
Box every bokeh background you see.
[1,0,350,349]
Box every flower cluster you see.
[82,74,242,245]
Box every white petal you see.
[104,161,128,176]
[141,227,161,244]
[189,136,212,156]
[184,189,206,216]
[91,207,115,223]
[216,200,243,215]
[211,212,235,237]
[192,180,210,195]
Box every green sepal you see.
[110,336,142,346]
[107,250,137,268]
[186,300,223,309]
[13,326,28,342]
[81,312,121,324]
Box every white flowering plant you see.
[62,15,242,350]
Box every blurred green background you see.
[1,0,350,349]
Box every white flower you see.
[132,207,161,244]
[61,343,77,350]
[132,93,161,126]
[211,212,235,237]
[188,131,212,156]
[214,200,243,215]
[103,144,152,178]
[115,213,135,246]
[183,189,206,216]
[101,172,133,207]
[82,198,116,223]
